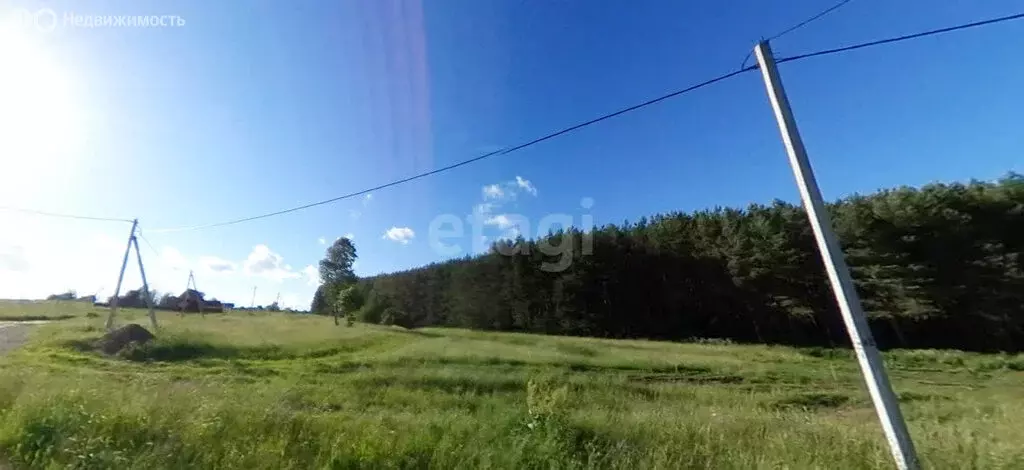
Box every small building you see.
[176,289,224,313]
[205,300,225,313]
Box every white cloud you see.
[0,228,144,300]
[0,225,320,308]
[279,293,304,311]
[302,265,319,287]
[484,214,514,229]
[482,184,505,200]
[484,214,527,241]
[317,237,326,245]
[199,256,236,273]
[473,179,534,233]
[242,244,300,281]
[478,176,538,206]
[363,193,373,206]
[515,176,537,196]
[161,247,189,271]
[349,209,362,220]
[0,244,29,272]
[383,227,416,245]
[476,203,495,215]
[344,232,355,240]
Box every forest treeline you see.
[340,174,1024,352]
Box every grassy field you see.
[1,301,1024,469]
[0,300,84,321]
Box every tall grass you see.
[1,304,1024,468]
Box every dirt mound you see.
[97,324,155,354]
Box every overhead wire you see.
[740,0,855,70]
[776,11,1024,64]
[0,206,133,223]
[146,66,758,233]
[766,0,855,43]
[25,10,1024,234]
[136,228,183,272]
[136,230,161,258]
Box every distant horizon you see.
[1,0,1021,309]
[5,169,1022,307]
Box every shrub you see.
[381,307,411,328]
[46,291,76,301]
[358,291,389,324]
[337,287,364,313]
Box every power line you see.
[741,0,855,70]
[770,0,855,42]
[137,231,160,257]
[777,11,1024,64]
[0,206,133,223]
[149,10,1024,233]
[147,66,757,233]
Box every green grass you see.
[0,300,91,321]
[2,302,1024,468]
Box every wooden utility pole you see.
[754,41,919,470]
[105,219,158,331]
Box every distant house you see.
[176,289,224,313]
[205,300,224,313]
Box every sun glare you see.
[0,27,83,196]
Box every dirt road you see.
[0,322,41,355]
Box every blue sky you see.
[0,0,1021,309]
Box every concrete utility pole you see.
[106,219,138,331]
[105,219,158,331]
[131,236,158,330]
[754,41,919,470]
[184,270,205,317]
